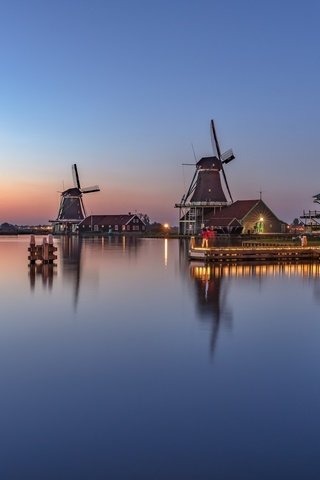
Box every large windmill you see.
[175,120,235,235]
[50,164,100,234]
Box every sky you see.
[0,0,320,225]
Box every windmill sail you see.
[81,185,100,194]
[72,164,81,189]
[210,119,234,203]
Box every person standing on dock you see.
[207,227,216,247]
[201,227,209,248]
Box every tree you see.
[138,213,150,226]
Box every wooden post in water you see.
[28,235,57,264]
[28,235,37,264]
[43,236,49,263]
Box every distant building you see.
[204,199,287,234]
[0,222,18,234]
[79,214,146,234]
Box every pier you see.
[189,237,320,262]
[28,235,57,264]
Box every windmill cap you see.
[196,156,222,170]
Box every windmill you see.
[50,164,100,234]
[175,120,235,235]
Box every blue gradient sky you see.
[0,0,319,224]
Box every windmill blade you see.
[72,164,81,189]
[221,164,233,202]
[184,169,198,202]
[210,119,221,159]
[221,149,235,164]
[81,185,100,194]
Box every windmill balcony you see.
[175,201,229,208]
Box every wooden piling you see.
[28,236,57,264]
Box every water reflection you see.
[100,234,141,256]
[190,262,320,354]
[29,263,56,291]
[60,236,83,310]
[190,264,232,356]
[28,235,144,309]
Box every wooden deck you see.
[189,243,320,263]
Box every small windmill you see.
[175,120,235,234]
[51,164,100,234]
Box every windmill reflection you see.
[190,262,320,355]
[60,235,82,310]
[190,264,232,356]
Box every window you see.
[115,225,118,231]
[127,225,131,231]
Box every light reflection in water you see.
[164,238,168,267]
[191,262,320,279]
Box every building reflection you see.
[100,234,142,255]
[189,262,320,355]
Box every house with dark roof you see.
[79,214,146,234]
[204,199,287,234]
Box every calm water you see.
[1,235,320,479]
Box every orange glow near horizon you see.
[0,180,179,225]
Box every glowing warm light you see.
[163,223,170,229]
[259,217,264,222]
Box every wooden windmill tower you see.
[50,164,100,234]
[175,120,235,235]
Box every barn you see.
[204,199,287,234]
[79,214,146,234]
